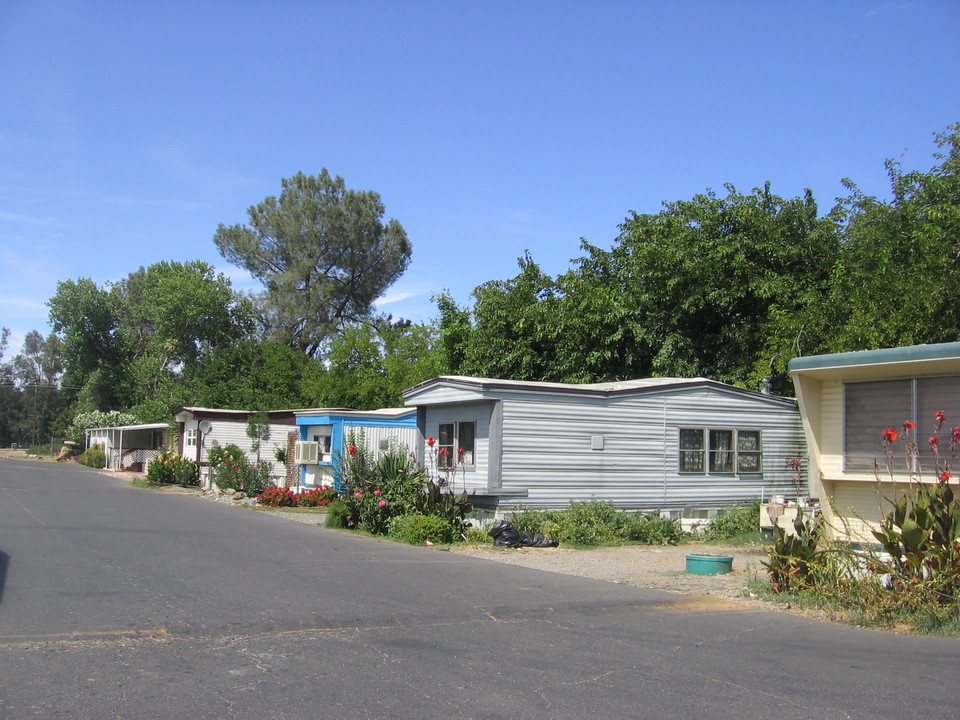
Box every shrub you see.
[542,499,620,546]
[296,486,337,507]
[621,512,683,545]
[209,444,270,495]
[337,436,433,536]
[510,507,550,535]
[147,449,199,486]
[208,443,245,469]
[324,502,351,528]
[257,487,298,507]
[388,514,454,545]
[78,444,106,468]
[704,499,761,541]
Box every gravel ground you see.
[446,541,772,610]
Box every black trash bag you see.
[487,520,559,548]
[519,531,559,548]
[487,520,521,548]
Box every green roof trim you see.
[789,342,960,372]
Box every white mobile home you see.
[173,407,297,485]
[402,376,807,514]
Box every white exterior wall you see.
[303,464,335,487]
[195,421,291,479]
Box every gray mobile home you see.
[403,376,807,514]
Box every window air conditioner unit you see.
[294,441,320,464]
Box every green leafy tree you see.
[432,291,473,375]
[49,261,255,419]
[183,339,322,410]
[12,331,66,445]
[316,318,444,408]
[602,183,840,390]
[0,328,26,446]
[48,277,126,409]
[460,253,563,381]
[213,170,412,357]
[828,124,960,351]
[246,411,270,463]
[116,260,255,369]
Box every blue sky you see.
[1,1,958,356]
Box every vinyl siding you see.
[823,479,886,544]
[422,402,491,491]
[492,387,804,511]
[197,421,289,478]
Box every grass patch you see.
[128,478,161,489]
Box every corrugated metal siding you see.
[344,424,420,457]
[494,387,806,511]
[422,402,491,491]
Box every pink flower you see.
[378,500,386,507]
[354,491,363,498]
[373,489,381,495]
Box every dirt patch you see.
[448,542,773,609]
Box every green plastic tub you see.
[685,554,734,575]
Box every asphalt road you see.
[1,458,958,720]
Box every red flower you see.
[903,421,916,430]
[935,410,947,423]
[438,448,448,456]
[426,436,435,447]
[952,427,960,444]
[881,428,899,443]
[929,436,940,446]
[939,471,952,481]
[348,445,357,455]
[458,448,465,455]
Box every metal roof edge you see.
[403,375,796,405]
[788,342,960,373]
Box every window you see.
[679,428,762,474]
[312,434,332,462]
[184,428,197,449]
[437,421,476,469]
[844,375,960,471]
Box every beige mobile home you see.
[789,342,960,542]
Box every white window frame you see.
[184,427,197,449]
[437,421,476,469]
[678,428,762,475]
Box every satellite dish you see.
[198,420,213,434]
